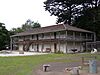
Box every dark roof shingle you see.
[11,24,93,37]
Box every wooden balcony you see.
[13,36,93,44]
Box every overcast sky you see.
[0,0,57,30]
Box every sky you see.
[0,0,57,30]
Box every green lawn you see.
[0,53,99,75]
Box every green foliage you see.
[10,19,41,35]
[22,19,41,31]
[44,0,100,24]
[10,27,23,35]
[44,0,100,40]
[0,23,10,50]
[73,6,100,40]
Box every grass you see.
[0,53,99,75]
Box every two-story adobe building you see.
[10,24,95,53]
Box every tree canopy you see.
[0,23,10,50]
[73,6,100,40]
[10,19,41,34]
[44,0,100,40]
[44,0,100,24]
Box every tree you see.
[22,19,41,31]
[10,27,23,35]
[44,0,100,40]
[73,6,100,40]
[44,0,100,25]
[0,23,10,50]
[10,19,41,35]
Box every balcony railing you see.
[12,35,93,44]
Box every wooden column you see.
[41,33,44,52]
[86,33,88,40]
[41,43,43,52]
[10,37,13,50]
[93,32,96,49]
[73,32,75,49]
[58,31,60,52]
[93,32,96,42]
[65,31,68,53]
[80,33,82,52]
[85,33,88,50]
[50,33,52,52]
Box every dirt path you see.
[34,61,100,75]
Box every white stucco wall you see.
[43,43,51,51]
[39,44,42,52]
[50,44,54,52]
[60,43,66,53]
[19,45,23,51]
[67,42,75,53]
[29,44,37,52]
[75,42,81,52]
[67,42,83,53]
[50,33,54,39]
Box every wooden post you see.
[50,33,52,52]
[66,31,68,53]
[58,31,60,52]
[73,32,75,49]
[93,32,96,49]
[80,33,82,52]
[10,37,13,50]
[93,32,96,42]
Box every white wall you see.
[50,33,54,39]
[39,44,42,52]
[19,45,23,51]
[29,44,37,52]
[67,42,83,53]
[67,42,74,53]
[43,43,50,51]
[60,43,66,53]
[20,41,83,53]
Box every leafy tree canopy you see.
[10,19,41,34]
[0,23,10,50]
[73,6,100,40]
[44,0,100,40]
[44,0,100,25]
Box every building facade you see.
[10,24,95,53]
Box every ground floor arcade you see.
[15,41,84,53]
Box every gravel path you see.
[34,61,100,75]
